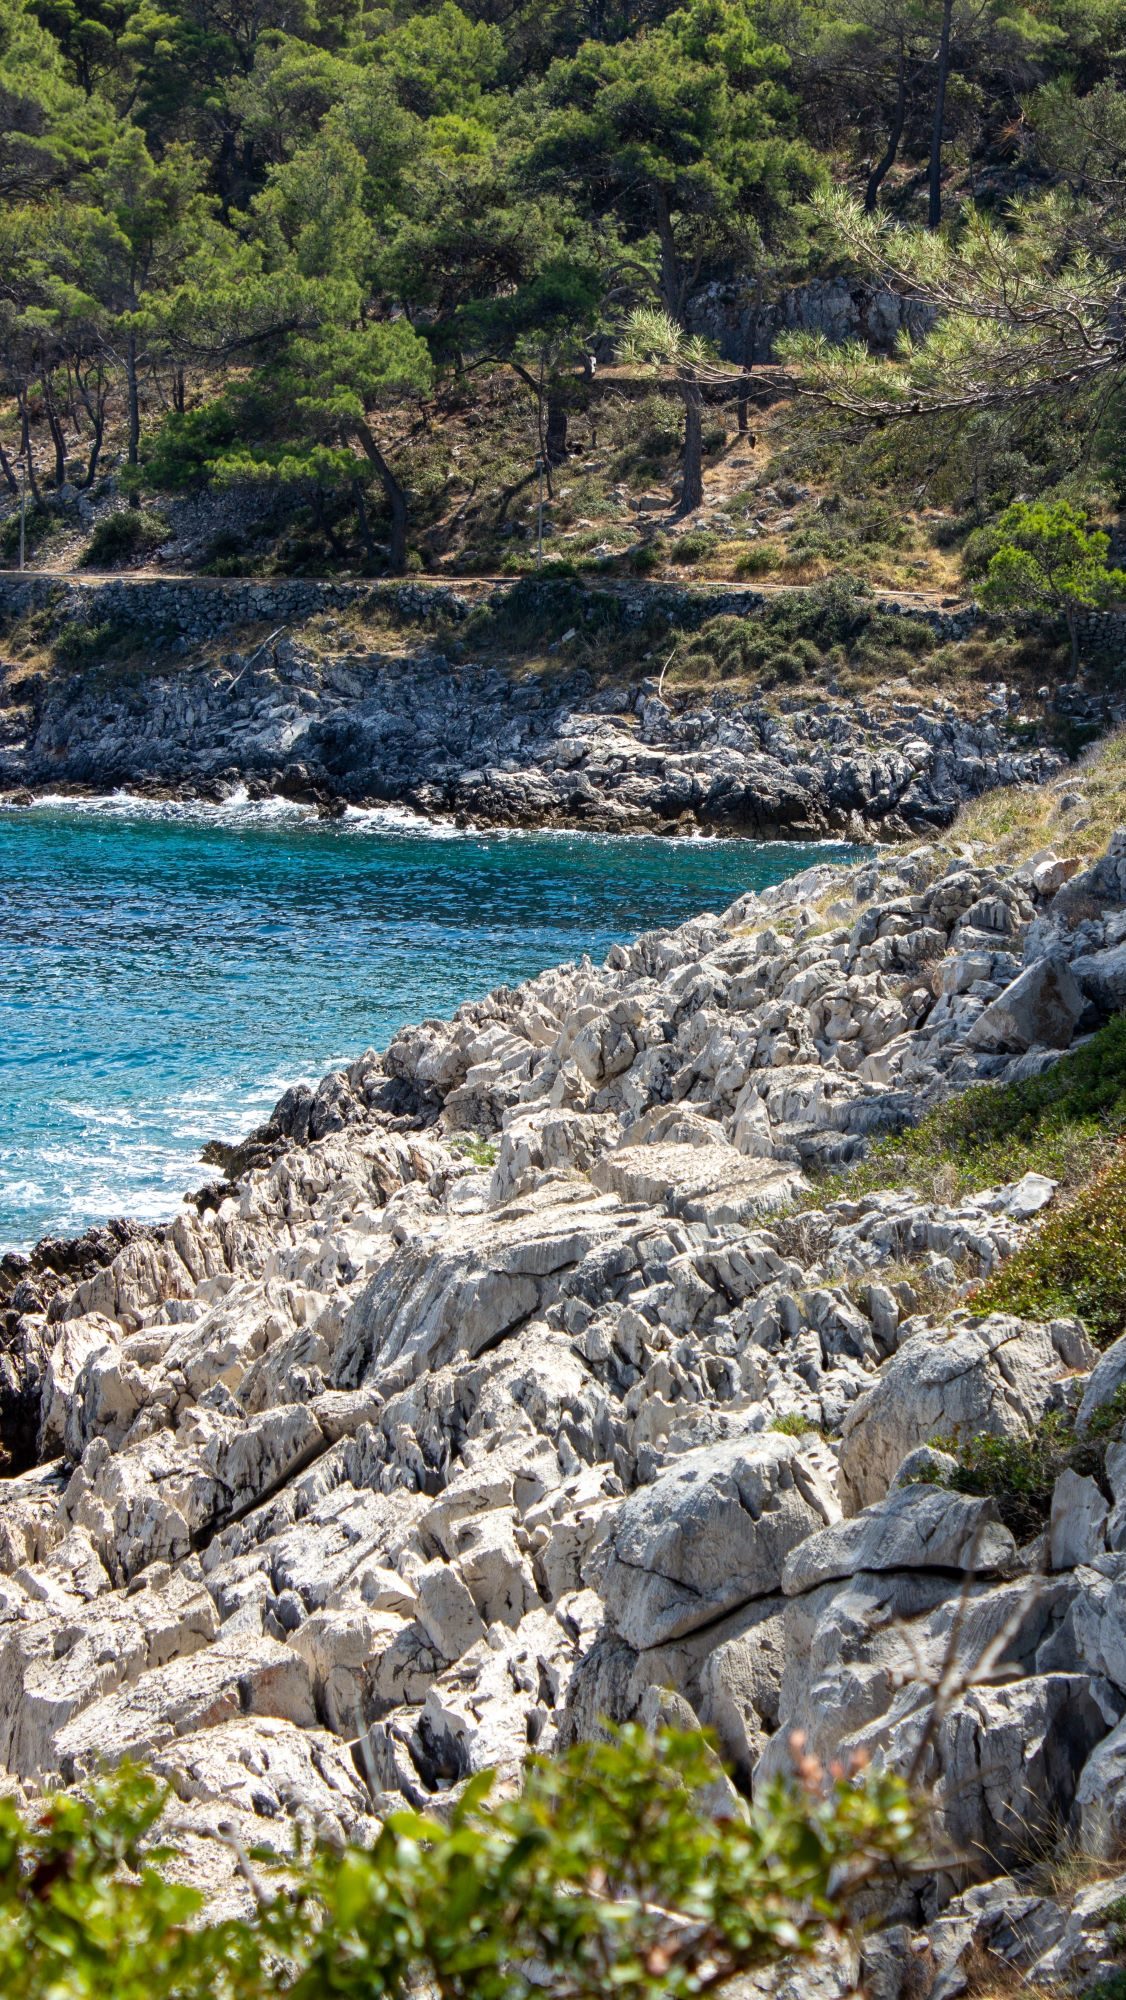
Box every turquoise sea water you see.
[0,795,862,1252]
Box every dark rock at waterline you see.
[0,630,1066,838]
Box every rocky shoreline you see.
[7,745,1126,1994]
[1,624,1065,837]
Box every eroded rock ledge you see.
[6,795,1126,1996]
[0,630,1061,836]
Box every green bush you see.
[673,529,719,563]
[819,1014,1126,1212]
[974,1147,1126,1346]
[81,509,169,569]
[734,543,781,577]
[924,1414,1085,1539]
[53,617,128,667]
[0,1730,916,2000]
[625,537,666,574]
[917,1387,1126,1538]
[0,504,54,561]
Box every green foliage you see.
[0,501,53,557]
[921,1384,1126,1539]
[449,1132,498,1168]
[2,0,1125,572]
[921,1413,1089,1540]
[80,505,167,565]
[734,542,782,577]
[819,1013,1126,1210]
[1095,1892,1126,1955]
[978,501,1126,655]
[52,610,133,662]
[671,583,931,689]
[673,528,719,563]
[0,1732,918,2000]
[768,1410,820,1436]
[974,1147,1126,1346]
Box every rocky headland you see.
[6,739,1126,1995]
[0,594,1067,836]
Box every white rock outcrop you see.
[5,811,1126,1973]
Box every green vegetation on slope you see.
[917,1392,1126,1540]
[0,0,1122,594]
[0,1732,916,2000]
[821,1013,1126,1211]
[974,1148,1126,1346]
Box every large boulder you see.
[591,1141,803,1226]
[850,1673,1112,1885]
[1077,1332,1126,1435]
[559,1595,786,1785]
[593,1432,838,1648]
[1071,941,1126,1015]
[837,1315,1065,1513]
[757,1568,1081,1786]
[966,956,1084,1053]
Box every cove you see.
[0,795,866,1252]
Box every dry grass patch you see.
[953,727,1126,869]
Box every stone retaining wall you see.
[0,571,982,647]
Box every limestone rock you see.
[838,1315,1063,1513]
[782,1486,1021,1598]
[967,956,1084,1052]
[595,1433,838,1647]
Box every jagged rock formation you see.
[7,806,1126,1989]
[0,631,1059,836]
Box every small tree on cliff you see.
[978,500,1126,673]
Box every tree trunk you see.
[545,397,568,466]
[679,374,704,514]
[19,402,42,506]
[351,478,378,571]
[42,381,66,488]
[737,287,763,434]
[928,0,954,230]
[81,415,105,490]
[126,329,141,465]
[0,441,18,497]
[1067,603,1079,674]
[353,422,409,572]
[866,42,908,214]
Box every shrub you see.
[673,529,719,563]
[81,509,169,569]
[625,537,665,574]
[53,617,126,667]
[925,1414,1084,1539]
[735,543,782,577]
[449,1132,498,1168]
[0,1731,917,2000]
[818,1014,1126,1211]
[973,1147,1126,1347]
[769,1411,819,1436]
[917,1387,1126,1539]
[0,504,54,561]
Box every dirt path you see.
[10,565,968,615]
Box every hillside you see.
[1,0,1123,605]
